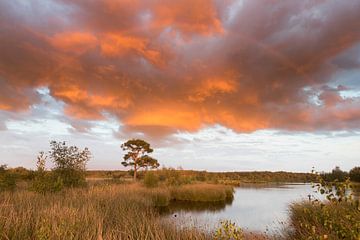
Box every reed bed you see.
[0,184,209,240]
[170,183,234,202]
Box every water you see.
[162,184,324,233]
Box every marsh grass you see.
[170,184,234,202]
[0,184,209,240]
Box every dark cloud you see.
[1,0,360,137]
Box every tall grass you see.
[0,184,209,240]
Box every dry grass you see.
[170,183,234,202]
[0,184,209,240]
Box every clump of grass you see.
[144,171,159,188]
[146,188,171,207]
[170,184,234,202]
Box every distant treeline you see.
[320,166,360,182]
[85,169,316,184]
[87,167,360,184]
[2,165,359,188]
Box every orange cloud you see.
[124,104,202,131]
[151,0,223,36]
[189,76,238,102]
[50,32,98,54]
[1,0,360,137]
[100,33,164,65]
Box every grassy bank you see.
[0,184,210,240]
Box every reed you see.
[170,183,234,202]
[0,184,209,240]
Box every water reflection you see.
[162,183,359,233]
[159,197,233,214]
[162,184,324,233]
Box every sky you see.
[0,0,360,172]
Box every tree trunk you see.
[134,163,137,181]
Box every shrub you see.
[0,165,16,191]
[9,167,35,181]
[288,169,360,239]
[289,201,360,240]
[53,168,87,187]
[143,171,159,188]
[49,141,91,187]
[349,167,360,182]
[214,220,244,240]
[158,168,192,186]
[31,171,64,194]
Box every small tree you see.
[121,139,159,180]
[49,141,91,187]
[37,151,47,172]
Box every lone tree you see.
[121,139,159,180]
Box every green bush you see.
[0,165,16,191]
[158,168,192,186]
[288,169,360,239]
[214,220,243,240]
[289,201,360,240]
[54,168,86,187]
[31,172,64,194]
[143,171,159,188]
[49,141,90,187]
[349,167,360,182]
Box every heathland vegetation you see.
[0,139,359,239]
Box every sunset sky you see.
[0,0,360,172]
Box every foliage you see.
[37,151,47,172]
[121,139,159,180]
[49,141,90,187]
[289,201,359,240]
[288,169,360,240]
[214,220,244,240]
[31,172,64,194]
[0,165,16,191]
[349,166,360,182]
[320,166,348,182]
[157,168,192,186]
[143,171,159,188]
[8,167,35,181]
[311,168,353,203]
[31,152,64,193]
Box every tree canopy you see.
[121,139,159,180]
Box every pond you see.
[162,184,325,234]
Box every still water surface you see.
[163,184,324,233]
